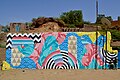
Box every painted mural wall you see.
[118,50,120,68]
[4,32,118,70]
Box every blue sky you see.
[0,0,120,26]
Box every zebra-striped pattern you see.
[6,33,41,49]
[102,48,117,64]
[43,51,79,69]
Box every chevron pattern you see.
[6,33,41,49]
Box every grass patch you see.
[0,44,6,48]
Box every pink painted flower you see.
[82,44,104,66]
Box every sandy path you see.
[0,69,120,80]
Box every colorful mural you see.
[118,50,120,68]
[4,32,118,70]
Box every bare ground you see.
[0,48,5,65]
[0,69,120,80]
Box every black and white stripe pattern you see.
[6,33,41,49]
[61,50,79,69]
[28,33,41,43]
[102,48,118,64]
[43,51,79,69]
[6,33,13,49]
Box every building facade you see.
[10,23,26,32]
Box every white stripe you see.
[7,38,12,42]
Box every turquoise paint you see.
[52,54,63,60]
[18,44,34,57]
[15,25,20,32]
[38,36,59,66]
[5,32,118,69]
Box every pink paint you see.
[36,63,42,69]
[56,62,63,67]
[21,45,24,48]
[30,32,66,68]
[82,44,104,66]
[68,52,78,64]
[42,32,66,44]
[42,50,61,67]
[50,46,52,50]
[12,37,32,40]
[29,49,40,64]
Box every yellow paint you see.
[77,31,118,53]
[103,32,118,53]
[2,61,11,70]
[77,32,97,43]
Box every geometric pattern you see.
[68,36,77,57]
[102,48,118,64]
[5,32,118,70]
[6,33,41,49]
[18,57,36,69]
[42,50,79,69]
[11,48,25,66]
[10,57,36,69]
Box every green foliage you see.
[106,16,113,21]
[32,18,37,22]
[112,46,120,50]
[26,22,33,28]
[118,16,120,21]
[60,10,83,27]
[109,30,120,41]
[68,24,76,28]
[0,44,5,48]
[2,25,9,32]
[84,21,91,24]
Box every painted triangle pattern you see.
[11,48,25,66]
[6,33,41,49]
[68,36,77,57]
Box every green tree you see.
[60,10,83,28]
[84,21,91,24]
[118,16,120,21]
[106,16,113,21]
[32,18,37,22]
[110,30,120,41]
[2,25,9,32]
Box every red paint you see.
[82,44,104,66]
[12,37,32,40]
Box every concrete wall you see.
[4,32,118,70]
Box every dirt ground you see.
[0,48,120,80]
[0,48,6,65]
[0,69,120,80]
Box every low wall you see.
[3,32,118,70]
